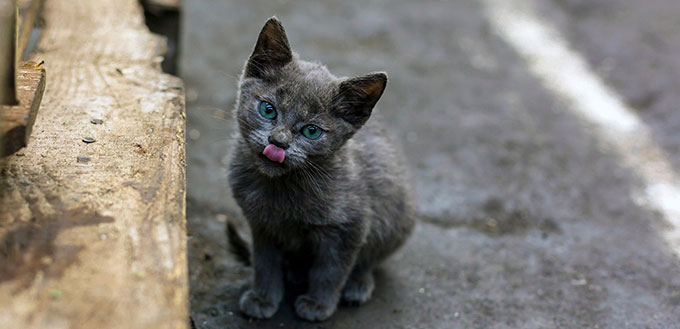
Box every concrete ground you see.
[180,0,680,328]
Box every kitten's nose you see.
[268,136,289,150]
[268,129,291,150]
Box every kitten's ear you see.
[333,72,387,128]
[245,17,293,79]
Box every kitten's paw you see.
[239,289,279,319]
[294,295,336,322]
[342,272,375,305]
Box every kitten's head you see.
[235,17,387,177]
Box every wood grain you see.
[0,61,45,156]
[0,0,16,105]
[17,0,45,58]
[0,0,188,328]
[1,1,46,156]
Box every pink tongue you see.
[263,144,286,163]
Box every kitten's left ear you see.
[333,72,387,129]
[245,17,293,79]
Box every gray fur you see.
[228,17,415,322]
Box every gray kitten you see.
[227,17,414,322]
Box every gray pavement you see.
[180,0,680,328]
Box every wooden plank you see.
[17,0,45,58]
[0,61,45,156]
[0,0,188,328]
[0,0,16,105]
[1,1,46,156]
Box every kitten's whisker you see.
[199,136,236,146]
[216,69,241,81]
[307,158,333,177]
[189,106,236,125]
[300,168,326,197]
[237,118,258,131]
[192,105,230,112]
[304,159,334,184]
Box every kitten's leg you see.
[341,267,375,305]
[294,241,357,321]
[239,235,284,319]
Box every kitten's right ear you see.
[245,17,293,79]
[332,72,387,129]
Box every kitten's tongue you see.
[263,144,286,163]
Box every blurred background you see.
[175,0,680,327]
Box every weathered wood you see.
[17,0,45,58]
[0,0,16,105]
[2,1,45,156]
[0,61,45,156]
[0,0,188,328]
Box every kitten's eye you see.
[301,125,322,140]
[258,101,277,119]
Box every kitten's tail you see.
[226,220,252,266]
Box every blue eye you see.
[258,101,277,119]
[301,125,322,139]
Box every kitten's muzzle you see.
[268,136,289,150]
[269,128,292,150]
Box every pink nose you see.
[263,144,286,163]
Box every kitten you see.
[227,17,415,322]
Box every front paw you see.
[239,289,279,319]
[294,295,336,322]
[342,272,375,306]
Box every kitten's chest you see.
[235,176,330,224]
[241,184,325,251]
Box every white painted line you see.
[482,0,680,255]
